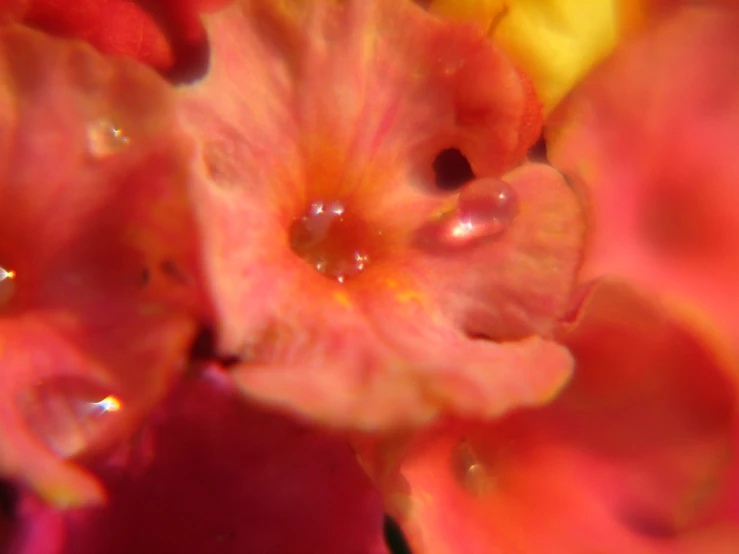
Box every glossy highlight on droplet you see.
[289,199,374,283]
[0,266,16,305]
[418,178,519,251]
[18,376,124,458]
[452,178,519,242]
[451,440,493,497]
[87,118,131,158]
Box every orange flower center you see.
[289,199,381,283]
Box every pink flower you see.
[5,1,739,553]
[355,4,739,553]
[346,3,739,552]
[177,0,584,428]
[0,0,585,551]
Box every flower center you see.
[289,200,375,283]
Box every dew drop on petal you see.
[451,440,493,497]
[87,118,130,158]
[0,266,16,305]
[289,199,374,283]
[17,376,123,458]
[454,178,518,239]
[429,178,519,250]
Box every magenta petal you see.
[9,372,388,554]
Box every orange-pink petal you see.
[548,2,739,361]
[176,0,582,428]
[366,280,739,553]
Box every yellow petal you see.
[427,0,507,32]
[427,0,647,114]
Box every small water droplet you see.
[451,440,493,497]
[437,55,465,76]
[87,118,130,158]
[289,199,375,283]
[0,266,16,305]
[18,376,123,458]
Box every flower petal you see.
[425,0,652,113]
[548,3,739,360]
[8,372,389,554]
[406,162,584,339]
[232,302,572,428]
[0,0,234,74]
[0,27,202,506]
[176,0,578,428]
[366,280,738,553]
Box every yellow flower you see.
[427,0,647,114]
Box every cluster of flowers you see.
[0,0,738,552]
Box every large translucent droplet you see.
[450,178,519,242]
[18,376,123,458]
[451,440,493,497]
[418,178,519,251]
[289,200,373,283]
[87,118,130,158]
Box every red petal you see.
[0,0,235,73]
[0,27,202,506]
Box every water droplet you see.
[0,266,16,305]
[455,178,518,238]
[18,376,123,458]
[437,55,465,76]
[451,440,493,497]
[289,199,375,282]
[87,118,130,158]
[424,178,518,250]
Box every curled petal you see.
[365,281,739,553]
[425,0,653,113]
[408,162,584,339]
[232,304,573,428]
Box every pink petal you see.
[405,162,585,339]
[0,27,203,506]
[548,2,739,359]
[177,0,581,427]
